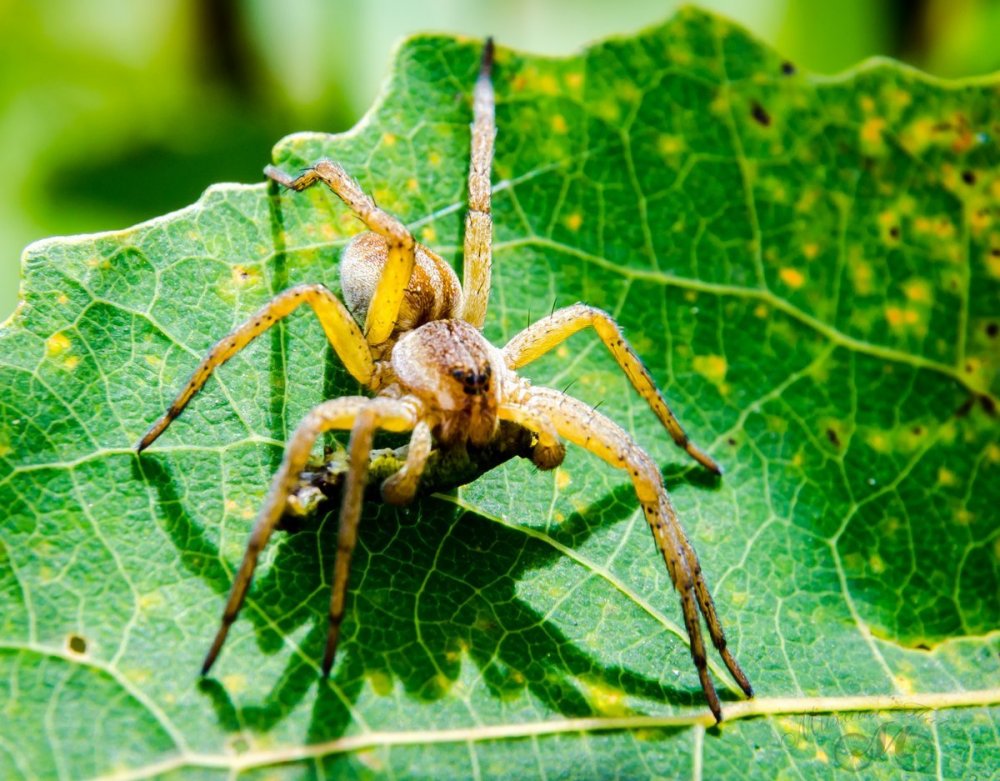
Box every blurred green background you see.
[2,0,998,322]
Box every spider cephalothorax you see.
[136,39,753,722]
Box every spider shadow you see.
[182,458,727,742]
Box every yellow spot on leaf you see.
[954,508,974,525]
[428,151,442,168]
[934,216,955,239]
[657,135,684,155]
[0,442,12,458]
[231,265,261,288]
[866,432,889,453]
[861,117,886,144]
[903,279,932,304]
[580,679,628,717]
[46,332,71,356]
[368,670,393,696]
[754,303,769,318]
[381,132,397,146]
[885,306,919,328]
[555,468,571,491]
[564,213,582,231]
[56,293,69,305]
[869,554,886,574]
[420,226,437,243]
[803,243,819,260]
[893,674,915,695]
[860,96,876,113]
[538,74,559,95]
[63,356,80,371]
[779,267,805,289]
[406,178,419,192]
[986,444,1000,463]
[851,255,874,295]
[550,114,568,134]
[565,72,583,90]
[222,674,248,694]
[938,467,957,487]
[692,354,728,387]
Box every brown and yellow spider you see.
[136,39,753,722]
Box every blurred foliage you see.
[1,0,998,321]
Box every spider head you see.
[391,319,503,447]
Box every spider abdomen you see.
[342,232,463,337]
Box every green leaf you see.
[1,8,998,779]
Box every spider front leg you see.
[502,304,721,474]
[499,386,752,722]
[460,37,496,329]
[265,161,416,345]
[201,395,419,676]
[136,284,375,451]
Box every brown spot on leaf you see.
[751,102,771,127]
[986,323,998,338]
[68,634,87,654]
[826,428,841,448]
[961,170,976,185]
[781,61,795,75]
[981,395,997,416]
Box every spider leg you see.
[137,284,375,452]
[460,38,496,329]
[201,395,418,676]
[266,161,416,345]
[502,304,721,474]
[322,398,421,675]
[500,387,752,722]
[380,420,433,505]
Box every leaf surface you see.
[1,9,998,780]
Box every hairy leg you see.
[460,38,496,328]
[502,303,721,474]
[503,386,752,721]
[201,395,419,675]
[266,162,416,345]
[137,284,375,451]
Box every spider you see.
[136,39,753,722]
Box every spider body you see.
[136,39,752,722]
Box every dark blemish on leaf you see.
[912,426,923,436]
[68,634,87,654]
[750,102,771,127]
[781,61,795,75]
[961,170,975,185]
[955,396,975,418]
[986,323,998,338]
[980,395,996,416]
[915,643,930,651]
[727,437,737,446]
[991,248,1000,257]
[889,226,900,239]
[826,428,841,448]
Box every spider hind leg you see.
[500,386,752,722]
